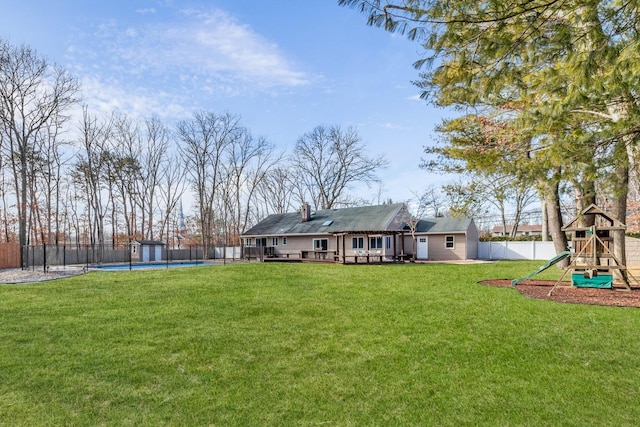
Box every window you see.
[386,236,392,249]
[313,238,328,251]
[352,237,364,249]
[282,237,287,245]
[245,238,252,246]
[271,237,278,246]
[445,235,455,249]
[419,237,427,243]
[370,236,383,249]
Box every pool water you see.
[92,261,208,270]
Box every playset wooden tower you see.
[554,204,632,292]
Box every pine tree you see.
[341,0,640,263]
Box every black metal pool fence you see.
[21,244,242,270]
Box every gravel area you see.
[0,267,85,284]
[479,279,640,308]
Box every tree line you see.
[341,0,640,265]
[0,38,386,264]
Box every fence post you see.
[532,241,536,260]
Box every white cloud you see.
[72,8,309,93]
[136,8,157,15]
[64,6,313,122]
[381,122,408,130]
[79,75,192,120]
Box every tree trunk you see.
[19,150,28,267]
[541,198,548,241]
[540,171,569,268]
[611,140,629,279]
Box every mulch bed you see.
[479,279,640,308]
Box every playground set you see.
[512,204,637,294]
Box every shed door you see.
[417,237,428,260]
[142,246,150,262]
[155,245,162,261]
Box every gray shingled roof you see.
[133,240,165,245]
[414,217,473,234]
[243,203,409,236]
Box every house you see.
[491,224,543,237]
[242,203,479,262]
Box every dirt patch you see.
[479,279,640,308]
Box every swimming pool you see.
[91,261,210,271]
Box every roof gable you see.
[563,204,625,231]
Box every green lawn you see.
[1,261,639,425]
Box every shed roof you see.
[132,240,165,245]
[414,217,474,234]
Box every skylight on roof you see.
[322,220,333,226]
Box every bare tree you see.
[415,185,446,217]
[0,39,79,266]
[291,125,387,210]
[140,116,170,240]
[56,174,74,245]
[177,112,239,257]
[289,170,313,211]
[473,173,537,239]
[34,115,71,246]
[157,151,188,247]
[0,141,15,242]
[72,106,113,251]
[256,167,295,216]
[110,111,142,239]
[223,132,280,243]
[63,174,84,247]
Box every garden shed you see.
[131,240,165,262]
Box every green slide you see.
[511,251,571,286]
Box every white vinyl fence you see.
[479,241,557,260]
[480,237,640,263]
[212,246,243,259]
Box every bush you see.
[480,234,546,242]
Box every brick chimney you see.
[301,202,311,222]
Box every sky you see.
[0,0,450,213]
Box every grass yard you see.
[1,261,640,425]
